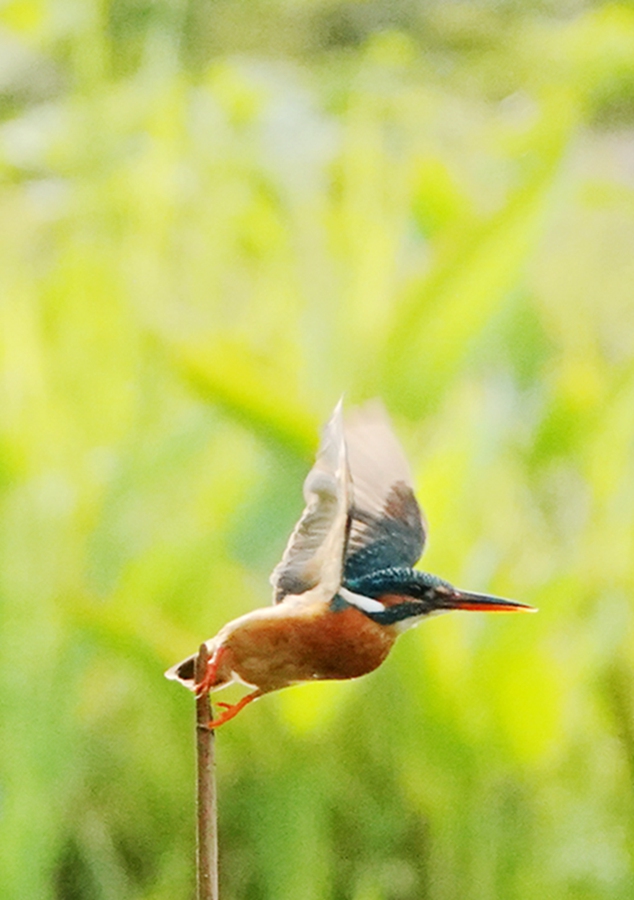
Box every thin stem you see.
[195,643,218,900]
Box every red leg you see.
[203,690,263,729]
[194,645,228,697]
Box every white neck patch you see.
[338,586,386,614]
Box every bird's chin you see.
[392,608,449,633]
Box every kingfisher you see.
[166,399,535,728]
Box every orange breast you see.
[221,603,397,693]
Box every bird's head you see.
[341,568,536,631]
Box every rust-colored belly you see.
[223,604,396,693]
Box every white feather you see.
[339,586,386,614]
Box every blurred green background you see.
[2,1,634,898]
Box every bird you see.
[165,399,535,728]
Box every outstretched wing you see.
[343,401,427,582]
[270,400,350,604]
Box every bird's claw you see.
[197,691,264,729]
[194,645,228,696]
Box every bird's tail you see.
[164,653,198,691]
[164,641,220,691]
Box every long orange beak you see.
[442,589,537,614]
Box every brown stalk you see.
[195,643,218,900]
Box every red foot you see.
[204,690,263,729]
[194,645,228,697]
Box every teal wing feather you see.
[343,401,426,581]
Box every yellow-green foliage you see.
[2,2,634,898]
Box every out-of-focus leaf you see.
[381,91,578,417]
[162,334,320,460]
